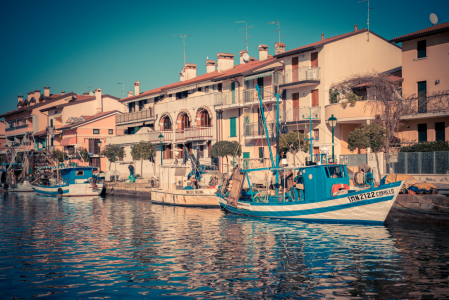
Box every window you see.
[259,147,264,159]
[51,137,54,146]
[76,170,84,176]
[108,129,113,135]
[218,83,223,92]
[93,129,99,134]
[418,81,427,113]
[417,40,426,59]
[418,123,427,142]
[197,87,202,92]
[50,119,53,127]
[435,122,445,141]
[230,117,236,137]
[128,102,135,113]
[326,166,345,178]
[89,139,100,154]
[314,129,319,141]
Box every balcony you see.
[243,122,276,139]
[175,126,213,142]
[116,109,154,126]
[325,101,380,124]
[281,106,321,123]
[106,130,174,146]
[403,97,449,120]
[215,86,278,110]
[276,67,320,89]
[5,124,33,136]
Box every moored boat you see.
[32,166,103,197]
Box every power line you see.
[236,21,254,52]
[173,34,191,64]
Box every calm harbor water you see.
[0,193,448,299]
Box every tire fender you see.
[58,188,63,195]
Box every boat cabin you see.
[37,166,98,185]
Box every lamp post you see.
[328,114,337,163]
[158,133,164,166]
[97,140,102,173]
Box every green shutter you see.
[230,117,236,137]
[243,152,250,169]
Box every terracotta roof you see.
[390,22,449,43]
[275,42,286,47]
[58,110,122,130]
[275,29,372,58]
[39,95,96,112]
[212,57,278,81]
[33,129,47,137]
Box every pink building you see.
[0,121,5,154]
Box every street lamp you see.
[328,114,338,163]
[97,140,102,173]
[158,133,164,166]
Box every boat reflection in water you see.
[0,193,448,299]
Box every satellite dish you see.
[243,53,250,62]
[430,13,438,25]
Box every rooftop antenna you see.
[269,19,283,43]
[358,0,374,41]
[236,21,254,52]
[430,13,439,25]
[86,83,92,93]
[173,34,191,64]
[117,82,124,98]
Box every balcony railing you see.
[213,91,233,106]
[243,122,276,138]
[116,109,153,125]
[275,67,320,85]
[5,124,28,132]
[175,126,213,141]
[243,85,275,103]
[281,106,321,123]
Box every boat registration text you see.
[348,189,394,203]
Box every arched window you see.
[197,109,211,127]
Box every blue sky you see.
[0,0,447,116]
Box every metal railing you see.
[175,126,213,141]
[5,124,29,132]
[280,106,321,123]
[213,91,233,106]
[243,85,274,103]
[116,109,153,125]
[386,151,449,174]
[243,122,276,138]
[276,67,320,85]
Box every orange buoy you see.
[331,183,350,196]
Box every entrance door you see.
[292,57,298,82]
[311,90,319,107]
[292,93,300,121]
[243,152,250,169]
[231,82,236,104]
[311,52,318,68]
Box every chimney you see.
[34,89,40,101]
[206,59,216,73]
[61,91,65,95]
[275,42,286,55]
[44,86,50,97]
[239,50,248,64]
[321,34,324,41]
[134,81,140,95]
[355,24,358,32]
[18,95,23,103]
[27,92,33,101]
[258,44,268,61]
[216,53,235,72]
[95,88,102,113]
[128,91,133,97]
[183,63,197,80]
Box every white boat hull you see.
[151,189,220,207]
[218,181,403,225]
[5,181,35,193]
[32,183,104,197]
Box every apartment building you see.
[274,26,402,161]
[390,22,449,143]
[0,121,5,155]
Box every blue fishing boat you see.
[217,85,402,225]
[32,166,103,197]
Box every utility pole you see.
[236,21,253,52]
[173,34,191,64]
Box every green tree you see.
[399,141,449,152]
[101,144,125,170]
[348,123,387,181]
[78,147,90,162]
[131,141,156,178]
[52,149,65,163]
[279,131,309,166]
[329,88,340,104]
[341,92,363,108]
[211,141,242,173]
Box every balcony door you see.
[231,82,236,104]
[418,81,427,113]
[311,52,318,68]
[292,93,299,121]
[311,90,319,107]
[292,57,298,82]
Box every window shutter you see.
[230,117,236,137]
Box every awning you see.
[60,137,77,146]
[116,122,145,129]
[244,71,273,81]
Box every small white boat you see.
[32,166,103,197]
[7,180,35,192]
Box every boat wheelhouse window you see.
[326,166,344,178]
[76,170,84,176]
